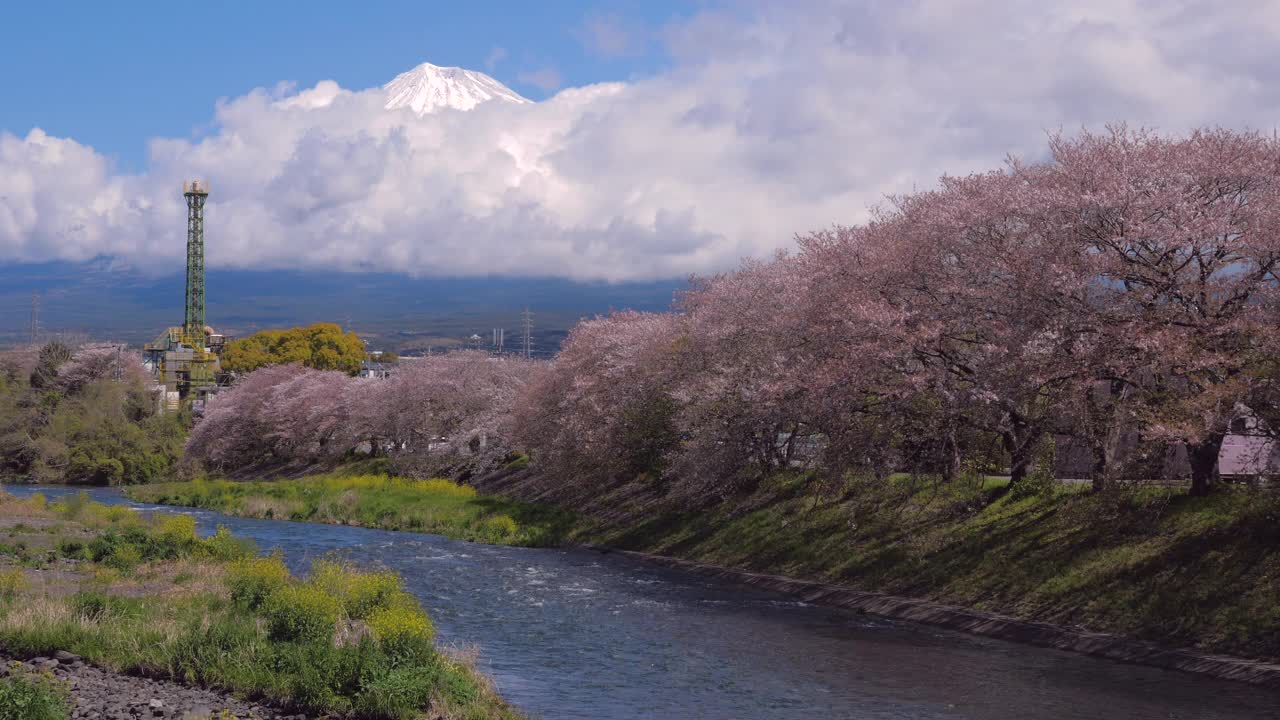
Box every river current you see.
[3,484,1277,720]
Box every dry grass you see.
[240,496,305,520]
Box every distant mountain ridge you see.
[0,262,682,354]
[383,62,531,115]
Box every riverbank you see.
[476,467,1280,667]
[0,490,524,719]
[127,473,577,547]
[126,467,1280,676]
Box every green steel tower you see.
[144,180,224,409]
[182,180,208,342]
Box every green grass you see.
[127,473,578,547]
[0,669,70,720]
[567,471,1280,661]
[0,492,524,720]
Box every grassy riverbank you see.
[126,466,1280,663]
[127,472,578,547]
[0,491,524,719]
[480,469,1280,663]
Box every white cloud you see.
[577,14,643,58]
[484,46,508,71]
[5,1,1280,281]
[516,66,563,92]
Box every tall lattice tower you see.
[182,180,209,344]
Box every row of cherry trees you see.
[187,352,536,475]
[514,127,1280,496]
[189,128,1280,495]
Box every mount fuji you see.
[383,62,531,115]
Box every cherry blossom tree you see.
[513,311,688,485]
[1041,127,1280,494]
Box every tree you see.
[221,323,366,375]
[1042,127,1280,495]
[29,341,72,389]
[513,312,687,485]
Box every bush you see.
[1011,435,1058,501]
[228,554,290,609]
[263,584,342,643]
[200,525,256,562]
[153,513,198,547]
[309,560,402,621]
[0,669,70,720]
[55,539,87,561]
[479,514,519,543]
[367,605,435,666]
[0,569,28,599]
[102,543,142,571]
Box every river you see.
[3,484,1277,719]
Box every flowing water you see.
[4,484,1278,720]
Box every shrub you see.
[153,513,198,547]
[1011,436,1057,501]
[263,584,342,643]
[480,514,519,543]
[51,491,90,520]
[55,539,87,561]
[103,543,142,571]
[200,525,256,562]
[367,605,435,666]
[228,554,290,609]
[309,560,402,620]
[0,569,28,599]
[0,669,70,720]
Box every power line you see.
[29,292,40,344]
[521,307,533,359]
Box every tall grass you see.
[128,474,576,546]
[0,492,525,720]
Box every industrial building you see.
[143,180,228,411]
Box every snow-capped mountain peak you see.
[383,62,531,115]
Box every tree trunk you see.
[1090,446,1108,492]
[1009,452,1032,487]
[1003,426,1039,489]
[1186,434,1223,497]
[940,428,960,484]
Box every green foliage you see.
[201,525,257,562]
[128,473,578,547]
[368,604,436,667]
[220,323,366,376]
[69,591,145,622]
[618,393,679,479]
[0,493,521,720]
[28,342,72,390]
[0,569,27,599]
[1010,435,1057,501]
[583,468,1280,661]
[353,665,438,720]
[262,584,343,643]
[478,514,519,544]
[0,669,70,720]
[0,345,188,485]
[227,554,290,609]
[309,560,402,620]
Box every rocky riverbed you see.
[1,652,295,720]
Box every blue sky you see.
[0,0,689,170]
[4,2,1279,286]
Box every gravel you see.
[1,653,305,720]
